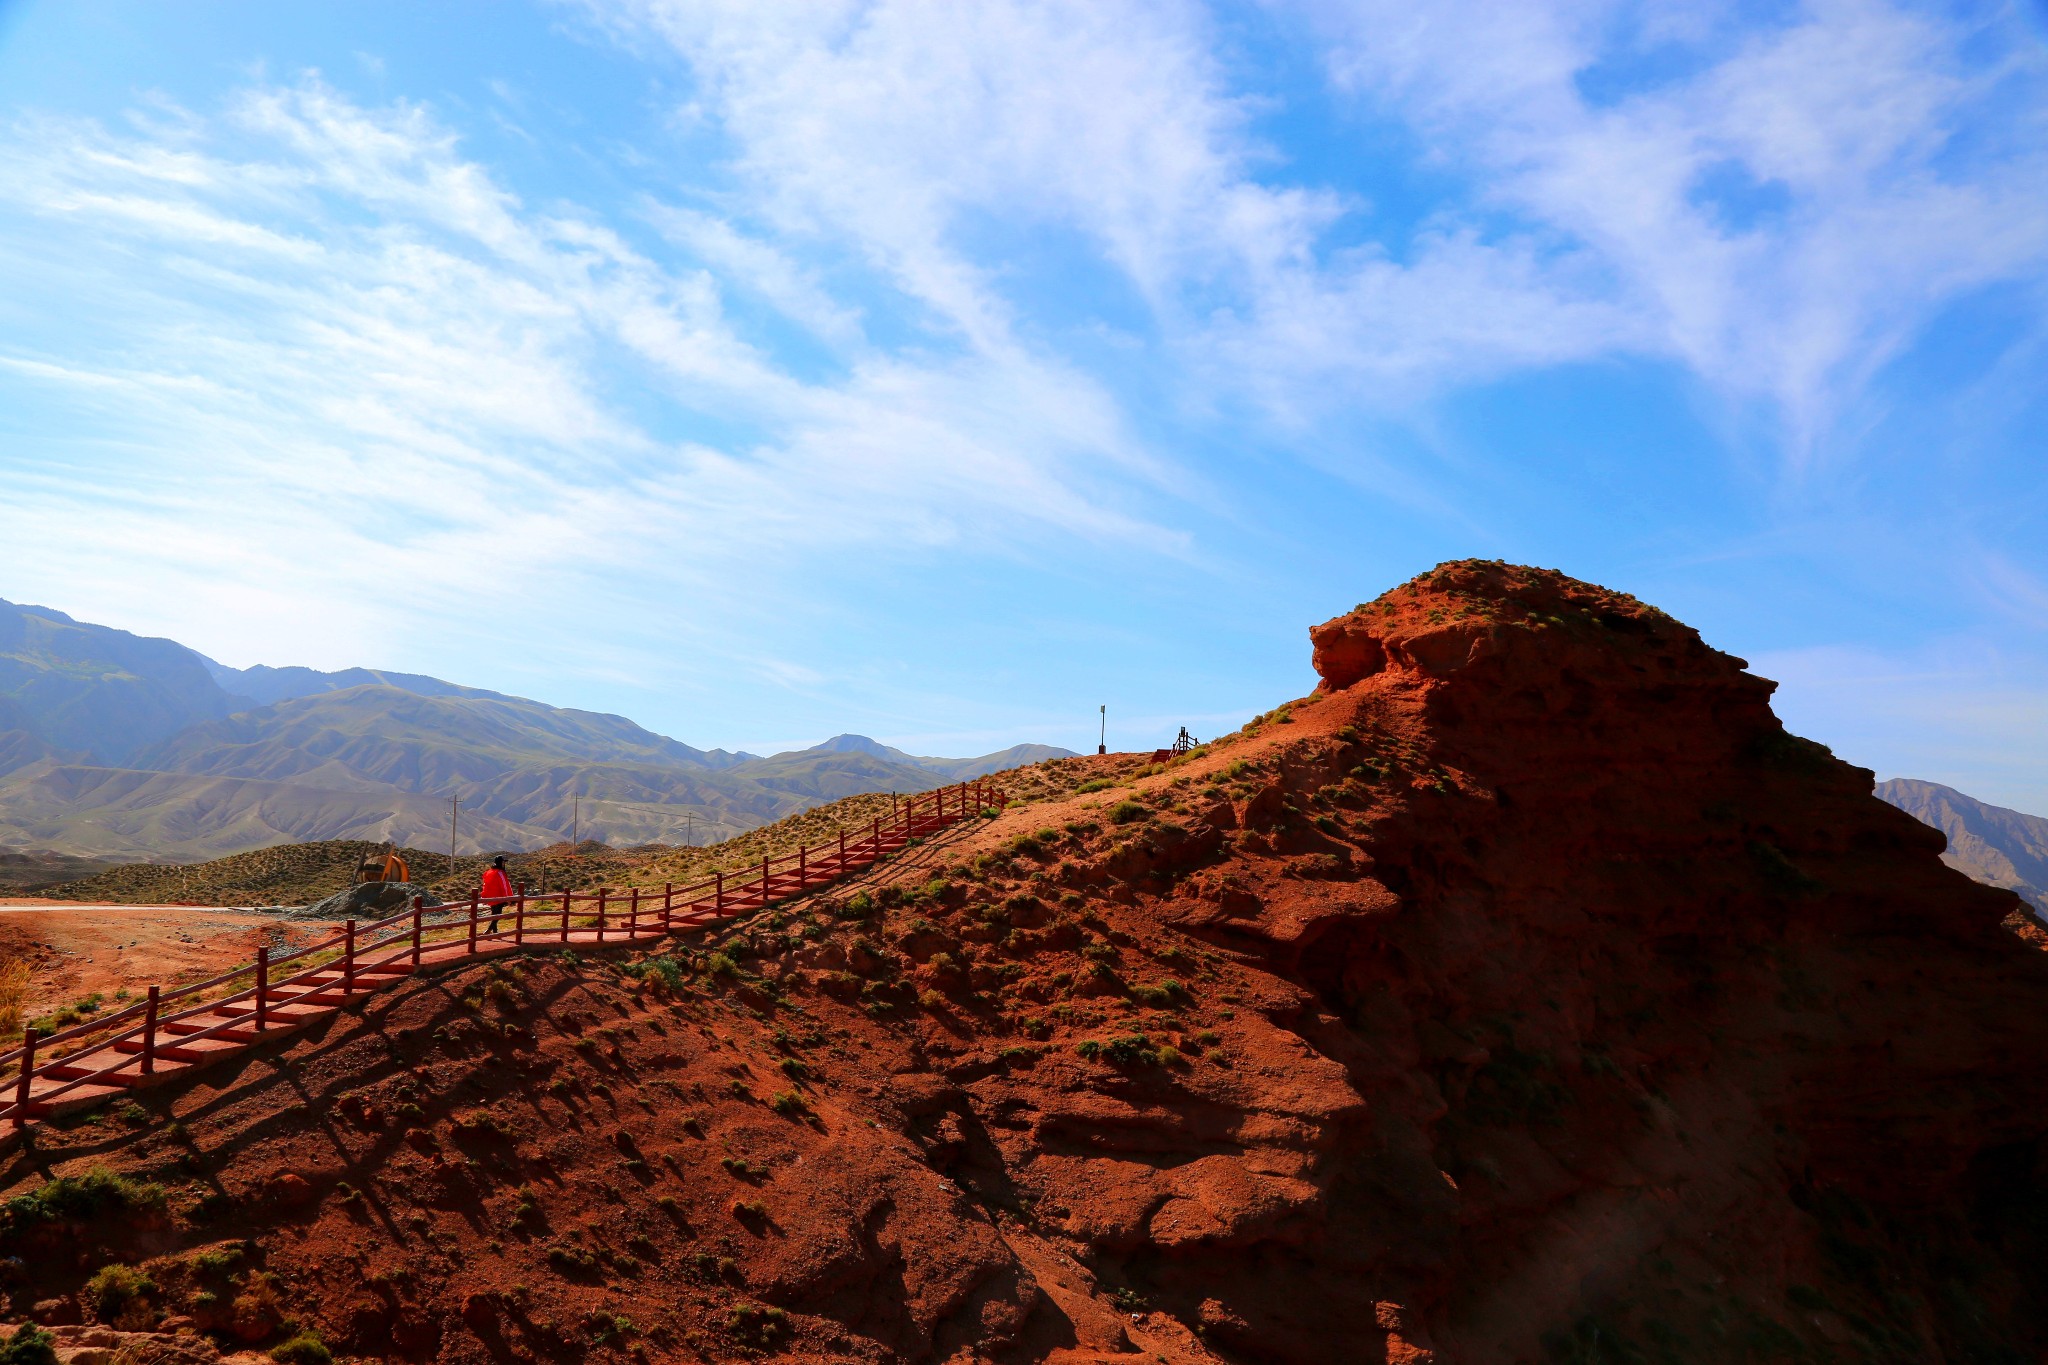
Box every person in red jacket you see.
[481,855,515,931]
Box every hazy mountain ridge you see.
[0,597,1076,861]
[1877,777,2048,916]
[201,660,513,707]
[0,597,250,766]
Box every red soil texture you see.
[5,560,2047,1365]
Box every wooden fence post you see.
[256,947,269,1032]
[597,888,608,943]
[515,890,526,943]
[629,886,641,933]
[798,844,806,888]
[560,890,571,944]
[760,856,770,905]
[468,893,479,953]
[663,882,674,930]
[716,870,725,913]
[412,896,425,966]
[343,920,357,994]
[142,985,160,1076]
[12,1028,34,1129]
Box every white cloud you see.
[642,202,864,346]
[596,0,2048,447]
[0,76,1180,684]
[1293,0,2048,459]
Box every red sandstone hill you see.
[4,560,2046,1365]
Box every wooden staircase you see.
[3,781,1000,1135]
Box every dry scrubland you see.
[37,782,1118,909]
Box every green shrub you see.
[545,1243,602,1279]
[727,1303,788,1345]
[587,1312,637,1346]
[1075,779,1114,794]
[83,1264,155,1323]
[270,1331,332,1365]
[190,1245,244,1276]
[839,891,876,919]
[1128,979,1187,1008]
[1108,801,1147,825]
[4,1169,166,1229]
[1076,1034,1160,1066]
[0,1323,56,1365]
[636,957,686,992]
[770,1090,808,1117]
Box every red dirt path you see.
[0,906,325,1025]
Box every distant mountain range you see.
[1876,778,2048,918]
[0,596,1073,861]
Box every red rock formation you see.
[4,561,2045,1364]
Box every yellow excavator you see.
[352,842,411,886]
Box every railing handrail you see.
[3,780,1004,1129]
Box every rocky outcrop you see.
[5,561,2045,1364]
[288,880,436,921]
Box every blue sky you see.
[0,1,2043,808]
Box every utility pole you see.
[686,812,694,846]
[1098,704,1107,756]
[449,794,458,879]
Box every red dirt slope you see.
[4,560,2047,1365]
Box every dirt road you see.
[0,903,327,1025]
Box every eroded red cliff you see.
[5,561,2045,1365]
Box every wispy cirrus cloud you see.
[591,0,2048,466]
[598,0,1640,411]
[1289,0,2048,459]
[0,76,1178,693]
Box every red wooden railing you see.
[1,780,1003,1133]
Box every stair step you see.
[303,964,413,982]
[165,1018,264,1042]
[113,1034,243,1060]
[215,1000,330,1022]
[111,1041,205,1063]
[6,1080,128,1117]
[45,1057,193,1088]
